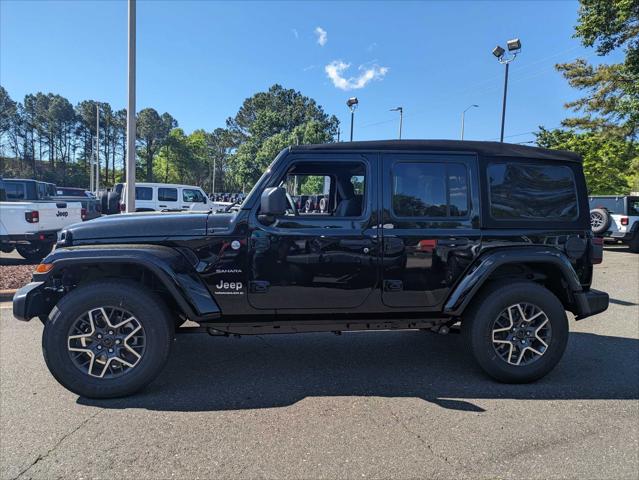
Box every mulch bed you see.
[0,264,35,290]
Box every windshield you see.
[239,153,283,209]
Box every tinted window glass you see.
[5,182,25,200]
[183,189,205,203]
[57,188,85,197]
[629,197,639,216]
[392,162,468,217]
[135,187,153,201]
[489,163,577,220]
[158,188,177,202]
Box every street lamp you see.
[346,97,358,141]
[390,107,403,139]
[460,104,478,140]
[492,37,521,142]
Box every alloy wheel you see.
[67,307,146,379]
[491,303,552,366]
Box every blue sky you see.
[0,0,623,144]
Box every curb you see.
[0,290,16,301]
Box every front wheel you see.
[42,280,173,398]
[16,242,53,262]
[463,281,568,383]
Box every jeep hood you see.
[62,211,234,245]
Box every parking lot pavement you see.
[1,246,637,480]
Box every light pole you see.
[346,97,358,141]
[126,0,136,213]
[460,104,478,140]
[492,38,521,142]
[390,107,403,139]
[95,103,100,194]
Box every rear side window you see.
[629,198,639,216]
[135,187,153,201]
[392,162,469,217]
[488,163,578,220]
[5,182,25,200]
[158,188,177,202]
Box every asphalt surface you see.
[1,246,637,479]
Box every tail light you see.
[621,217,629,226]
[81,208,87,220]
[591,237,604,264]
[25,210,39,223]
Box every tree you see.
[226,85,339,189]
[136,108,176,181]
[555,0,639,138]
[536,127,638,193]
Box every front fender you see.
[443,247,583,316]
[15,244,220,322]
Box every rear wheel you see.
[16,242,53,262]
[42,280,173,398]
[463,281,568,383]
[629,232,639,253]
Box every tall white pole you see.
[126,0,136,213]
[95,104,100,194]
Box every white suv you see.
[589,195,639,252]
[118,183,210,212]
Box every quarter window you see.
[5,183,25,200]
[392,162,469,217]
[488,163,578,220]
[158,188,177,202]
[135,187,153,201]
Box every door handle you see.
[437,238,470,247]
[159,204,167,207]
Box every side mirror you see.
[260,187,287,216]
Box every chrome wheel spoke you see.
[67,306,146,379]
[491,302,552,367]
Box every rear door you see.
[157,187,180,211]
[381,153,481,308]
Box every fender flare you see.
[19,244,220,322]
[443,247,583,316]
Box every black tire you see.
[100,191,109,214]
[590,208,611,235]
[0,244,15,254]
[629,233,639,253]
[107,191,120,215]
[42,280,173,398]
[16,242,53,262]
[463,281,568,383]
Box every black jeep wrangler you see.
[13,140,609,398]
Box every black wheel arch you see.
[444,247,586,318]
[21,245,220,323]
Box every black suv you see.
[13,140,609,398]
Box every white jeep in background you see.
[589,195,639,253]
[0,179,83,261]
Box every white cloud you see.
[292,28,299,39]
[324,60,389,90]
[314,27,327,46]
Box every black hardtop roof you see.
[291,139,581,163]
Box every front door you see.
[381,153,481,308]
[248,154,379,310]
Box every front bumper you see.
[574,289,609,320]
[13,281,53,322]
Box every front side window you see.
[489,163,578,220]
[281,161,366,217]
[135,187,153,201]
[183,189,205,203]
[392,162,468,217]
[158,188,177,202]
